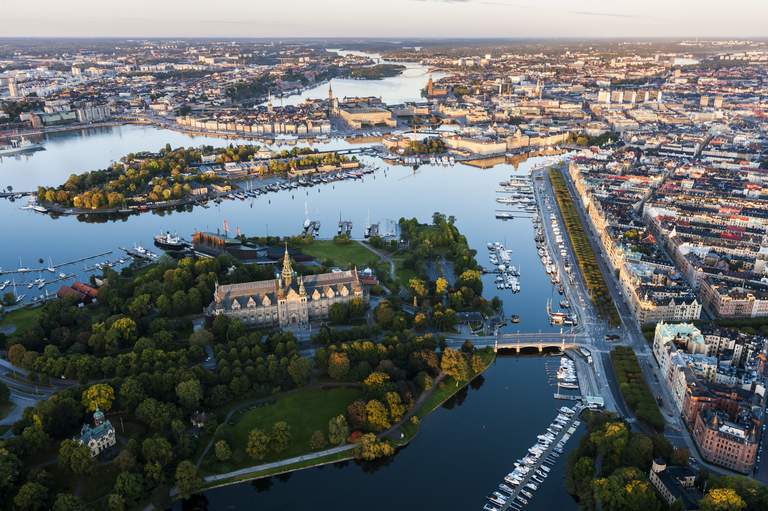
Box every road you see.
[552,163,757,479]
[0,358,74,427]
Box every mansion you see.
[209,246,367,328]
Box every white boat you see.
[0,137,44,156]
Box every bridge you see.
[445,331,588,353]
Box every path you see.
[356,240,395,281]
[202,444,357,484]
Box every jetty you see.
[0,251,113,275]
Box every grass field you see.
[0,306,42,336]
[301,240,379,269]
[204,387,363,474]
[392,255,418,288]
[610,346,664,431]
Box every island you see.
[0,213,497,508]
[35,144,362,215]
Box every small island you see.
[35,144,361,215]
[347,64,406,80]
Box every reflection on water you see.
[176,357,582,511]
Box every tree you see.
[114,471,143,503]
[355,433,394,461]
[215,440,231,462]
[142,436,174,467]
[328,414,349,446]
[365,399,391,432]
[14,482,49,511]
[175,460,202,500]
[328,352,350,381]
[362,371,390,396]
[671,447,689,466]
[247,428,269,460]
[81,383,115,412]
[107,494,125,511]
[271,421,291,453]
[119,378,145,410]
[189,329,214,347]
[408,278,427,305]
[287,357,312,387]
[435,277,449,295]
[175,379,202,410]
[309,430,327,450]
[52,493,87,511]
[346,400,367,430]
[700,488,746,511]
[328,303,348,324]
[58,439,94,475]
[7,344,26,367]
[470,354,486,374]
[385,391,405,422]
[440,348,469,383]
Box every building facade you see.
[209,246,367,328]
[77,408,116,457]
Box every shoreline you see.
[190,349,497,494]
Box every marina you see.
[482,404,583,511]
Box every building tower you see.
[93,407,105,426]
[426,74,434,97]
[328,81,338,116]
[281,243,293,288]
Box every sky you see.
[0,0,766,38]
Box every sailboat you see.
[12,280,24,303]
[46,257,55,273]
[17,258,30,273]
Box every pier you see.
[0,251,113,275]
[490,405,583,511]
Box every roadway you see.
[552,163,761,480]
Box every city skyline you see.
[2,0,767,38]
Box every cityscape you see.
[1,3,768,511]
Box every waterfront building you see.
[77,408,116,457]
[209,245,367,328]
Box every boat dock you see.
[0,250,113,275]
[486,405,583,511]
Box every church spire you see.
[281,243,293,288]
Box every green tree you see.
[175,460,202,500]
[106,494,125,511]
[52,493,87,511]
[175,379,202,410]
[214,440,231,462]
[142,436,174,467]
[287,357,312,387]
[13,482,49,511]
[246,428,269,460]
[81,383,115,412]
[58,439,94,475]
[114,471,143,503]
[328,414,349,446]
[271,421,291,453]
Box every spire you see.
[328,81,334,101]
[298,276,306,296]
[281,243,293,288]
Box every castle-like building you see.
[209,245,367,328]
[77,408,116,457]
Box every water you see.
[0,57,580,509]
[0,124,560,332]
[179,356,582,511]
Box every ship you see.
[0,137,44,157]
[153,231,187,251]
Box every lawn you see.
[204,387,363,474]
[301,240,379,269]
[392,255,417,288]
[0,306,42,336]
